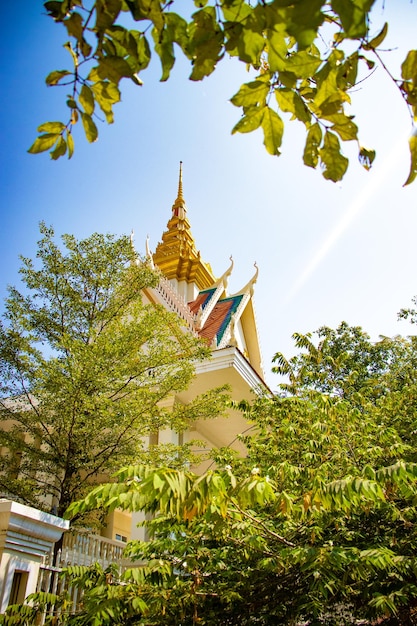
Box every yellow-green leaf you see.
[284,51,322,79]
[64,11,83,41]
[261,106,284,156]
[231,80,269,108]
[275,88,310,124]
[79,84,95,115]
[319,130,348,182]
[266,30,287,73]
[232,108,264,134]
[67,131,75,159]
[332,0,373,39]
[81,113,98,143]
[50,136,67,160]
[402,50,417,83]
[37,121,66,133]
[363,22,388,50]
[28,133,60,154]
[303,123,322,168]
[45,69,71,86]
[358,146,375,171]
[404,131,417,186]
[327,113,358,141]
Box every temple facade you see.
[0,165,270,609]
[112,163,270,542]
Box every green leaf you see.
[37,121,66,133]
[358,146,375,171]
[402,50,417,84]
[45,69,71,86]
[232,108,264,134]
[266,30,288,73]
[331,0,374,39]
[125,0,164,30]
[136,33,152,69]
[303,123,322,168]
[275,88,311,124]
[284,51,322,79]
[327,113,358,141]
[188,7,223,81]
[338,51,359,89]
[66,131,74,159]
[261,107,284,156]
[363,22,388,50]
[94,56,134,84]
[91,81,121,123]
[404,131,417,186]
[165,12,190,56]
[64,11,83,41]
[401,50,417,114]
[50,136,67,160]
[44,1,66,20]
[285,0,326,48]
[221,0,251,23]
[63,41,79,67]
[95,0,122,31]
[81,112,98,143]
[236,20,265,65]
[230,80,269,108]
[319,130,348,181]
[314,67,346,114]
[79,84,95,115]
[66,97,78,109]
[80,37,92,58]
[27,133,59,154]
[152,27,175,82]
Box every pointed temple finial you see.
[145,235,155,269]
[172,161,187,219]
[130,229,140,265]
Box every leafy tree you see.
[272,321,417,460]
[9,357,415,624]
[29,1,417,184]
[5,321,417,625]
[272,322,399,401]
[0,224,228,518]
[38,390,417,626]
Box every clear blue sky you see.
[1,1,416,389]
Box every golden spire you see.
[172,161,186,219]
[152,162,215,290]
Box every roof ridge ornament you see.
[130,229,140,266]
[172,161,187,219]
[145,235,155,269]
[230,262,259,297]
[211,255,234,291]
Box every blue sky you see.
[1,1,417,389]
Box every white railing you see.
[36,531,133,623]
[154,277,196,332]
[56,530,127,568]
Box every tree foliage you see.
[4,317,417,624]
[0,224,228,518]
[29,0,417,184]
[272,322,400,401]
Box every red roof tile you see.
[199,300,234,344]
[188,292,209,315]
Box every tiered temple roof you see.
[148,163,264,379]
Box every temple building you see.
[0,165,270,608]
[108,163,270,542]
